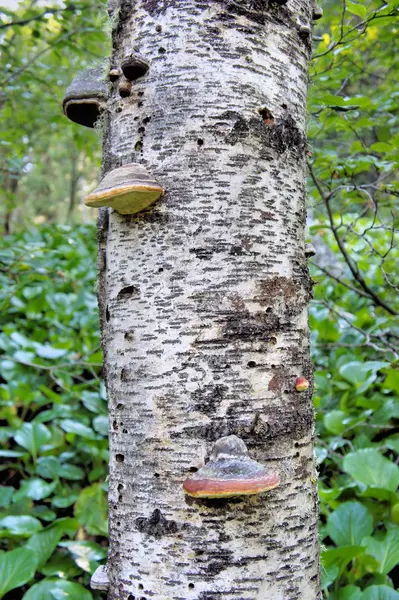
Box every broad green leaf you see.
[321,546,365,575]
[363,528,399,575]
[14,422,51,459]
[0,547,37,599]
[0,516,43,537]
[93,415,108,436]
[59,419,97,439]
[346,1,367,19]
[362,586,399,600]
[36,456,60,479]
[59,463,85,480]
[22,578,92,600]
[326,502,373,546]
[324,410,347,435]
[40,551,82,577]
[330,586,362,600]
[74,483,108,535]
[343,449,399,492]
[59,540,107,572]
[25,524,64,569]
[14,478,57,502]
[0,487,13,508]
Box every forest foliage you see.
[0,0,398,598]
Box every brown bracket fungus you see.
[84,163,164,215]
[90,565,109,591]
[121,53,150,81]
[62,67,109,128]
[183,435,280,499]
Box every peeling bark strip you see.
[100,0,320,598]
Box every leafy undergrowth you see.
[0,226,107,600]
[312,265,399,600]
[1,225,398,599]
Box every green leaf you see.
[14,422,51,459]
[25,524,64,569]
[330,586,362,600]
[36,456,60,479]
[0,487,14,508]
[321,546,365,575]
[363,528,399,575]
[343,449,399,492]
[0,516,43,537]
[22,578,92,600]
[346,1,367,19]
[93,415,108,436]
[326,502,373,546]
[74,483,108,535]
[59,419,97,439]
[0,547,37,599]
[324,410,347,435]
[14,478,57,501]
[362,586,399,600]
[59,463,85,480]
[59,540,107,572]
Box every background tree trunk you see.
[98,1,320,598]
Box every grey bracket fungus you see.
[305,243,316,258]
[90,565,109,591]
[183,435,280,499]
[62,67,109,128]
[313,5,323,20]
[84,163,164,215]
[121,52,150,81]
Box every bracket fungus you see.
[90,565,109,591]
[62,67,108,128]
[313,5,323,20]
[183,435,280,499]
[121,53,150,81]
[84,163,164,215]
[305,243,316,258]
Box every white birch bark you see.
[98,1,320,598]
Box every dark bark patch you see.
[256,276,308,320]
[191,384,228,414]
[142,0,174,15]
[211,0,268,25]
[135,508,178,538]
[224,111,305,156]
[268,369,288,393]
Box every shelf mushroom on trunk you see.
[84,163,164,215]
[62,66,109,128]
[183,435,280,499]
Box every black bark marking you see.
[135,508,178,537]
[117,285,140,300]
[116,453,125,462]
[223,111,306,156]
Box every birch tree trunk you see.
[98,1,320,598]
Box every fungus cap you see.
[84,163,164,215]
[183,435,280,499]
[121,53,150,81]
[90,565,109,591]
[62,67,108,128]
